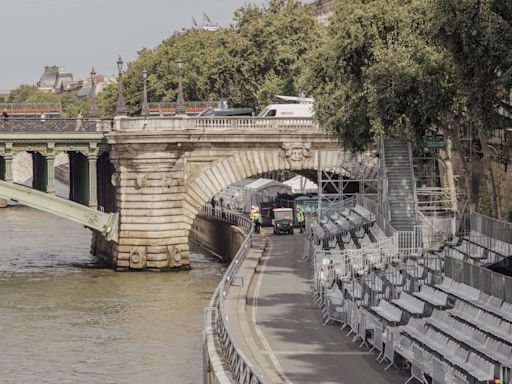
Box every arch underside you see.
[183,149,378,229]
[0,180,118,241]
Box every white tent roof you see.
[283,175,318,194]
[244,178,284,191]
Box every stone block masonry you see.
[100,117,374,271]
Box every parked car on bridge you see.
[197,108,254,117]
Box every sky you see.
[0,0,277,90]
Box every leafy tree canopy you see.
[301,0,458,151]
[103,0,321,116]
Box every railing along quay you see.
[0,118,112,133]
[200,207,268,384]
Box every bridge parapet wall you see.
[115,116,321,134]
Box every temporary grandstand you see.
[307,140,512,384]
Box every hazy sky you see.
[0,0,277,90]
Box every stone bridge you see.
[0,117,378,270]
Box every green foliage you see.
[96,83,118,118]
[61,95,90,119]
[477,183,493,216]
[506,209,512,223]
[300,0,457,151]
[8,84,60,104]
[110,0,320,115]
[429,0,512,132]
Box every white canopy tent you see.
[283,175,318,194]
[243,178,291,213]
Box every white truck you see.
[258,103,314,118]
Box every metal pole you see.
[115,55,127,116]
[89,67,99,118]
[176,58,186,115]
[142,68,149,117]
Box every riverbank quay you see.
[203,209,274,384]
[202,206,408,383]
[245,232,407,384]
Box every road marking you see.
[251,237,294,384]
[262,351,372,356]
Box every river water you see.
[0,206,224,384]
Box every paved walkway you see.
[245,231,409,384]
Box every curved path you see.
[245,230,408,384]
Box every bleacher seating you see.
[306,193,512,384]
[391,292,425,316]
[413,285,448,307]
[370,299,403,323]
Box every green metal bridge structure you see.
[0,118,118,241]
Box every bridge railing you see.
[201,207,269,384]
[117,116,320,133]
[200,206,252,233]
[148,101,219,115]
[0,118,113,133]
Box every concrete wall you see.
[189,215,245,262]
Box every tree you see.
[230,0,322,108]
[61,94,90,119]
[429,0,512,217]
[302,0,456,151]
[8,84,60,104]
[102,0,321,117]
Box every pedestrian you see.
[249,205,255,222]
[75,111,83,132]
[40,112,46,121]
[219,196,224,209]
[253,207,262,233]
[297,206,305,233]
[210,197,216,209]
[2,109,8,119]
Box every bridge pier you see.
[69,151,97,207]
[107,142,190,270]
[32,152,55,194]
[0,154,13,182]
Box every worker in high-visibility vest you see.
[297,209,305,233]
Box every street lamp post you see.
[115,55,127,116]
[142,68,149,118]
[89,67,99,118]
[175,58,186,115]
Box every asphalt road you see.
[246,231,409,384]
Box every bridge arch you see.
[182,147,377,241]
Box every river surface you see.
[0,206,224,384]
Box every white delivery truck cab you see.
[258,103,314,118]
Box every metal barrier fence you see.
[470,212,512,244]
[355,194,392,236]
[0,118,112,133]
[356,193,420,255]
[318,197,356,219]
[200,206,252,232]
[444,256,512,303]
[200,207,268,384]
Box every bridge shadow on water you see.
[248,234,408,384]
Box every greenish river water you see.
[0,206,224,384]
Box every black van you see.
[197,108,254,117]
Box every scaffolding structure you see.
[316,151,381,218]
